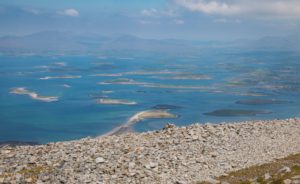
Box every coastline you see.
[101,110,178,136]
[0,118,299,183]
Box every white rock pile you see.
[0,118,300,183]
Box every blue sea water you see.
[0,51,299,143]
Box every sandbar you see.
[103,110,178,136]
[40,75,82,80]
[96,98,137,105]
[99,78,148,85]
[91,73,123,77]
[10,87,59,102]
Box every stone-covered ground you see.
[0,118,299,184]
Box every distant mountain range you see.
[0,31,202,55]
[0,31,299,55]
[248,34,300,51]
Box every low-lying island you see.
[0,118,300,183]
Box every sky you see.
[0,0,300,40]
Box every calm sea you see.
[0,50,299,143]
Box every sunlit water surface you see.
[0,51,299,143]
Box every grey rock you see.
[292,180,300,184]
[205,178,220,184]
[279,166,292,173]
[129,162,135,169]
[25,177,33,183]
[221,182,230,184]
[292,175,300,180]
[264,173,271,180]
[284,179,292,184]
[95,157,105,164]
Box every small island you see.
[39,75,82,80]
[10,88,59,102]
[96,98,137,105]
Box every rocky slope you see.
[0,118,300,184]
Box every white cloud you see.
[140,8,179,18]
[175,0,240,15]
[141,8,159,17]
[214,18,241,23]
[175,0,300,18]
[139,20,161,25]
[163,9,179,17]
[174,19,185,24]
[58,8,79,17]
[22,8,41,15]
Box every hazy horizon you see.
[1,0,300,41]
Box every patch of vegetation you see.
[18,165,45,175]
[240,180,251,184]
[196,182,211,184]
[292,165,300,173]
[257,177,267,184]
[216,153,300,184]
[17,165,52,183]
[270,179,284,184]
